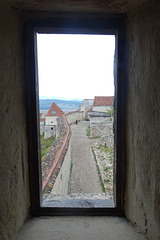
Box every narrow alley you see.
[70,121,102,194]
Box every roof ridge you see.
[45,101,64,117]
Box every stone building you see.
[44,102,64,139]
[79,99,94,120]
[92,96,114,113]
[1,1,160,240]
[40,113,45,135]
[89,111,113,139]
[89,96,114,139]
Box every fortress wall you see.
[51,142,71,194]
[90,115,113,138]
[44,125,56,139]
[84,99,94,119]
[40,125,45,135]
[66,111,84,124]
[42,114,71,194]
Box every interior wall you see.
[0,2,30,240]
[125,1,160,239]
[1,0,160,239]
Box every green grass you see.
[91,147,105,193]
[69,161,73,194]
[104,167,110,172]
[97,144,113,164]
[106,106,114,117]
[86,125,90,137]
[86,125,101,139]
[40,134,56,162]
[70,161,73,178]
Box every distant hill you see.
[39,98,83,113]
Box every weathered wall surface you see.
[51,143,71,194]
[42,115,71,194]
[45,116,57,125]
[40,125,45,135]
[89,112,113,138]
[0,2,30,240]
[84,99,94,119]
[66,111,84,124]
[44,125,56,139]
[125,1,160,239]
[92,105,111,112]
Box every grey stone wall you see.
[44,125,56,139]
[89,112,113,139]
[40,125,45,135]
[97,135,114,149]
[125,1,160,239]
[42,114,71,194]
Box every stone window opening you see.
[24,15,126,216]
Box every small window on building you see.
[52,111,56,114]
[51,127,53,130]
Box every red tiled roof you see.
[45,102,64,117]
[40,113,43,118]
[87,107,93,112]
[40,118,45,122]
[93,96,114,106]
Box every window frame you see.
[24,13,126,216]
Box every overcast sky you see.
[37,34,115,100]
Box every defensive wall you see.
[42,110,86,194]
[50,142,71,194]
[89,111,113,140]
[66,110,84,124]
[44,125,56,139]
[80,99,94,120]
[42,114,71,194]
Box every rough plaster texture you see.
[0,2,30,240]
[1,0,160,240]
[125,1,160,239]
[14,216,147,240]
[10,0,148,13]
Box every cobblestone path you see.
[70,121,102,193]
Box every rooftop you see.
[45,102,64,117]
[93,96,114,106]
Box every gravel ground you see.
[69,121,102,193]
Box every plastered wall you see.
[51,143,71,194]
[0,2,30,240]
[66,111,84,124]
[125,1,160,239]
[1,1,160,239]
